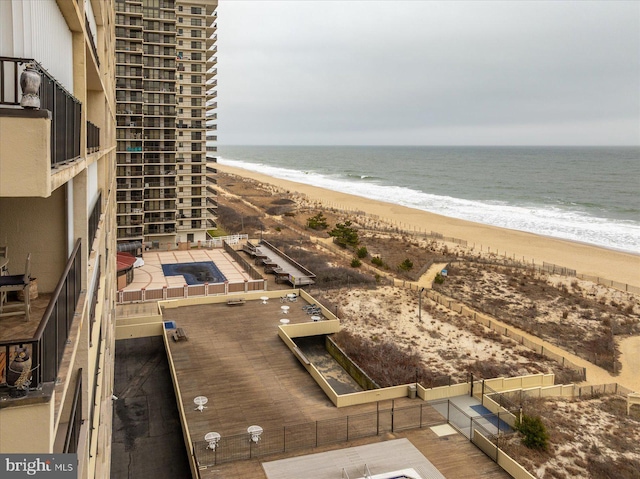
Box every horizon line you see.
[215,144,640,148]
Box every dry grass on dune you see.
[433,263,640,374]
[501,395,640,479]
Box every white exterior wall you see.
[0,0,74,93]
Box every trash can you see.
[408,384,417,399]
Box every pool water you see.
[161,261,227,285]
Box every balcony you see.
[87,121,100,154]
[0,57,82,197]
[0,240,82,394]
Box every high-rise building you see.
[115,0,217,248]
[0,0,117,477]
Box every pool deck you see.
[122,249,253,291]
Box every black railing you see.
[0,56,81,166]
[195,402,442,467]
[85,15,100,68]
[0,239,82,390]
[63,368,83,453]
[89,327,102,449]
[89,191,102,249]
[38,239,82,386]
[87,121,100,153]
[89,258,101,344]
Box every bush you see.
[356,246,368,259]
[371,256,384,267]
[399,258,413,271]
[307,212,329,230]
[328,220,359,248]
[515,414,549,450]
[434,272,445,284]
[351,258,362,268]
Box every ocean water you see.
[217,146,640,254]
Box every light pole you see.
[418,287,425,322]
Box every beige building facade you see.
[115,0,218,248]
[0,0,118,477]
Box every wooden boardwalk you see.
[163,299,510,479]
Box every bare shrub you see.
[332,330,445,387]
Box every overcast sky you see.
[215,1,639,146]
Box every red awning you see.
[117,252,136,273]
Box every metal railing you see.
[63,368,83,453]
[89,259,101,343]
[0,56,81,166]
[85,15,100,68]
[194,401,442,467]
[89,191,102,249]
[87,121,100,153]
[0,239,82,389]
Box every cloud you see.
[216,1,640,145]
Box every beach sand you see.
[216,163,640,288]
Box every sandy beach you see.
[216,163,640,288]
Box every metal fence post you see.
[346,416,349,441]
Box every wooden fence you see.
[117,279,266,304]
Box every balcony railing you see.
[0,239,82,391]
[89,191,102,249]
[63,368,83,453]
[85,15,100,68]
[0,57,82,166]
[87,121,100,153]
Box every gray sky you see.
[216,1,640,146]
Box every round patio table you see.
[194,396,208,412]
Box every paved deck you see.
[122,249,253,291]
[162,299,510,479]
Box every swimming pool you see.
[161,261,227,285]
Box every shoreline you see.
[216,163,640,288]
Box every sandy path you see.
[618,336,640,392]
[216,164,640,288]
[417,263,449,288]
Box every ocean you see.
[217,146,640,254]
